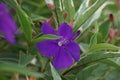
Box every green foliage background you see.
[0,0,120,80]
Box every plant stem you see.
[52,11,59,30]
[41,59,50,72]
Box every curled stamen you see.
[72,30,80,40]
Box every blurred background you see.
[0,0,120,80]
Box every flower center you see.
[58,38,69,46]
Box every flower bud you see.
[47,17,53,24]
[68,20,74,28]
[63,12,68,19]
[47,3,55,11]
[108,28,119,40]
[109,14,114,22]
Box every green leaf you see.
[15,2,32,42]
[79,43,89,53]
[32,34,60,43]
[50,63,62,80]
[76,1,113,43]
[0,62,44,78]
[76,63,109,80]
[76,64,99,80]
[53,0,64,24]
[63,74,75,80]
[0,74,8,80]
[73,0,106,32]
[74,0,90,20]
[78,1,113,33]
[89,33,98,48]
[3,0,16,8]
[99,20,110,41]
[105,70,120,80]
[19,52,34,66]
[31,14,47,21]
[89,23,99,48]
[0,52,18,63]
[87,43,120,53]
[63,0,75,22]
[100,59,120,69]
[77,52,120,66]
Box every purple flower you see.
[0,3,17,44]
[36,22,80,70]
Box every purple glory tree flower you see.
[0,3,17,44]
[36,22,80,70]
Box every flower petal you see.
[41,22,56,35]
[4,32,15,44]
[0,3,17,33]
[58,23,73,38]
[36,40,58,57]
[0,22,14,44]
[0,23,16,44]
[0,3,17,44]
[52,47,73,70]
[65,41,80,61]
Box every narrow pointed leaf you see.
[32,34,60,43]
[76,63,109,80]
[77,52,120,66]
[19,52,34,66]
[73,0,106,32]
[100,59,120,69]
[53,0,64,24]
[16,6,32,42]
[76,64,98,80]
[87,43,120,53]
[50,63,62,80]
[0,62,44,78]
[76,1,113,43]
[74,0,90,20]
[31,14,47,21]
[99,20,110,41]
[89,33,98,48]
[78,1,113,33]
[63,0,75,22]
